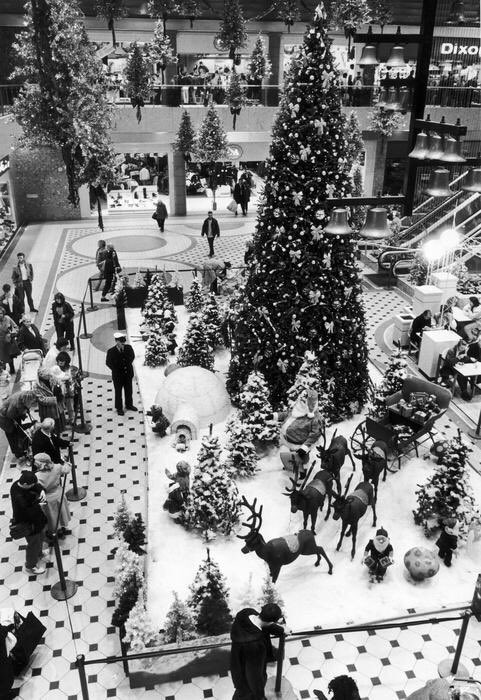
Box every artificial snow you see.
[127,307,481,634]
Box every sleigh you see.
[351,377,452,473]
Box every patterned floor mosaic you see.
[0,214,480,700]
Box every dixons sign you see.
[440,42,481,56]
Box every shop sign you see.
[227,144,243,160]
[440,42,481,56]
[0,156,9,176]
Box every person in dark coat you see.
[94,240,107,292]
[101,249,116,302]
[0,622,15,699]
[0,390,37,460]
[436,518,458,567]
[31,417,69,464]
[238,177,251,215]
[51,293,75,351]
[16,315,45,353]
[154,200,168,232]
[410,309,432,345]
[230,603,285,700]
[11,252,37,313]
[314,675,361,700]
[105,332,137,416]
[0,283,24,324]
[201,211,220,258]
[363,527,393,583]
[10,470,48,574]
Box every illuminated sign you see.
[226,144,243,160]
[440,42,481,56]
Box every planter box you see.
[126,287,147,308]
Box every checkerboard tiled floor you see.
[1,215,481,700]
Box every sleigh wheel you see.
[350,421,376,460]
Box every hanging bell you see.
[409,131,429,159]
[324,208,352,236]
[426,132,445,160]
[377,86,388,108]
[424,168,451,197]
[461,167,481,193]
[359,207,390,240]
[386,45,406,68]
[385,86,401,111]
[445,0,465,24]
[359,45,379,66]
[398,86,411,111]
[439,135,466,163]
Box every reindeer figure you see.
[237,496,333,582]
[284,462,334,532]
[360,434,388,502]
[317,426,356,493]
[331,475,377,560]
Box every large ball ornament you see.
[315,210,324,220]
[289,153,300,165]
[404,547,440,582]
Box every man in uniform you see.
[105,332,137,416]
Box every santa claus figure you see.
[363,527,393,583]
[275,388,324,479]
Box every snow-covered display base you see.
[127,306,481,632]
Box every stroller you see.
[1,609,46,698]
[20,350,44,391]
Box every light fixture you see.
[424,168,451,197]
[359,207,390,240]
[323,208,353,235]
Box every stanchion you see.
[275,633,285,692]
[73,378,91,435]
[79,303,92,339]
[469,407,481,440]
[86,278,98,313]
[66,442,87,502]
[438,609,471,678]
[51,475,78,600]
[76,654,90,700]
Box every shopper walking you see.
[201,210,220,258]
[12,253,37,313]
[51,293,75,351]
[94,240,107,292]
[0,307,19,374]
[33,453,71,538]
[154,199,168,232]
[101,247,116,301]
[0,283,24,324]
[10,470,48,575]
[106,332,137,416]
[32,417,70,465]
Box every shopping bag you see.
[226,199,237,213]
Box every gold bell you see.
[409,131,429,159]
[461,167,481,193]
[359,45,379,66]
[424,168,451,197]
[386,45,406,68]
[439,135,466,163]
[426,132,444,160]
[324,208,352,236]
[359,207,391,240]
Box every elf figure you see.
[150,405,170,437]
[275,388,324,479]
[363,528,393,583]
[436,518,459,567]
[163,461,191,519]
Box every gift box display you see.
[391,392,440,424]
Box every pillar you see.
[267,32,282,106]
[363,134,386,196]
[78,185,91,219]
[168,149,186,216]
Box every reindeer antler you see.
[343,473,354,497]
[283,476,298,496]
[237,497,264,539]
[300,463,314,490]
[317,424,327,455]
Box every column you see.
[267,32,282,106]
[168,149,186,217]
[363,133,386,196]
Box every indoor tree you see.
[344,111,364,170]
[177,313,214,370]
[272,0,300,33]
[226,70,246,130]
[215,0,247,62]
[227,5,370,419]
[163,591,197,643]
[12,0,115,207]
[174,110,196,161]
[368,0,392,31]
[248,34,271,82]
[194,104,228,208]
[95,0,126,46]
[125,42,152,123]
[149,19,177,81]
[188,549,232,635]
[147,0,202,31]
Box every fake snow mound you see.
[155,365,231,428]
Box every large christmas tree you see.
[227,4,369,420]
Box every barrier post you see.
[86,278,98,312]
[76,655,90,700]
[66,442,87,502]
[79,303,92,339]
[438,609,471,678]
[469,407,481,440]
[73,377,91,435]
[275,633,285,693]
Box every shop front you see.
[102,151,169,213]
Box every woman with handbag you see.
[33,453,71,539]
[153,199,168,232]
[0,306,19,374]
[10,470,48,575]
[0,390,37,460]
[51,293,75,352]
[35,368,65,433]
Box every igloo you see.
[154,366,231,428]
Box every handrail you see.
[409,193,481,248]
[411,169,470,217]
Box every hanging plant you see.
[149,20,177,79]
[330,0,371,36]
[147,0,201,30]
[179,0,203,27]
[226,71,246,130]
[95,0,126,46]
[174,110,196,161]
[369,105,403,138]
[124,43,152,123]
[215,0,247,62]
[368,0,393,31]
[272,0,300,33]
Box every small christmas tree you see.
[188,550,232,635]
[226,71,245,130]
[202,294,224,351]
[238,371,279,444]
[123,586,161,652]
[258,571,285,612]
[149,19,177,77]
[111,575,140,627]
[133,270,146,289]
[413,433,480,542]
[182,434,240,535]
[163,591,197,643]
[368,348,407,418]
[187,276,205,313]
[215,0,247,60]
[144,323,169,367]
[112,541,144,626]
[408,250,429,286]
[194,105,228,206]
[113,492,132,537]
[238,572,256,608]
[349,164,367,232]
[174,110,196,160]
[123,513,147,555]
[225,415,258,477]
[272,0,300,32]
[248,34,272,82]
[344,111,364,170]
[177,313,214,371]
[286,350,322,409]
[124,42,151,123]
[143,273,177,330]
